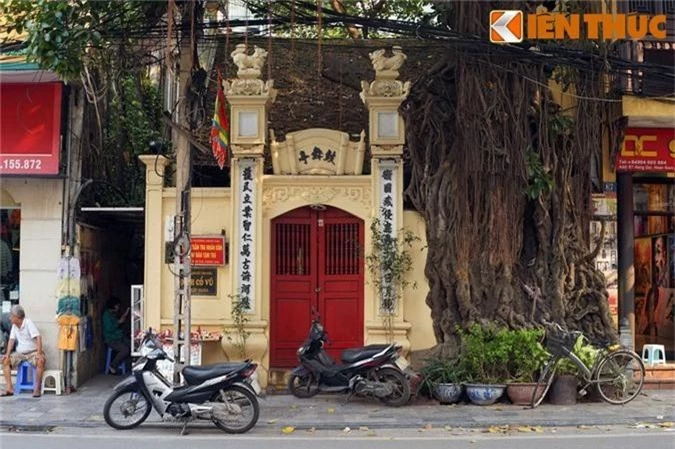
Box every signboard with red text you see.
[0,83,63,175]
[191,236,225,266]
[616,128,675,172]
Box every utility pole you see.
[171,3,195,383]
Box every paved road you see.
[1,425,673,449]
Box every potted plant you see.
[549,335,599,405]
[504,328,549,405]
[419,357,466,404]
[458,324,510,405]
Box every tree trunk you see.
[402,2,619,353]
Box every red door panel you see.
[270,206,364,368]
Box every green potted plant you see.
[504,328,549,405]
[419,357,466,404]
[549,335,599,405]
[458,323,510,405]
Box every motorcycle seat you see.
[341,344,391,364]
[182,362,248,385]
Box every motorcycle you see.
[103,329,260,435]
[288,311,411,407]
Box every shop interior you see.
[633,179,675,359]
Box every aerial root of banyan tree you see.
[402,43,619,355]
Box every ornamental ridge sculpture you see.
[231,43,267,79]
[225,44,276,99]
[360,45,411,101]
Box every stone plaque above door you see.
[269,128,366,175]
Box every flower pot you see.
[549,375,577,405]
[506,382,541,406]
[433,383,463,404]
[465,383,505,406]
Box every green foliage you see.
[503,328,548,383]
[2,0,151,80]
[557,335,600,376]
[102,74,164,206]
[420,357,466,391]
[365,218,420,314]
[525,147,554,200]
[456,323,511,384]
[245,0,435,38]
[225,292,251,360]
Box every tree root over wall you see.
[402,1,621,355]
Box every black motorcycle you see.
[288,311,411,407]
[103,329,260,435]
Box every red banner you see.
[191,236,225,266]
[616,127,675,172]
[0,83,62,175]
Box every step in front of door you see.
[267,369,292,393]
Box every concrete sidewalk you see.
[0,375,673,431]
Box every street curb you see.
[2,414,673,431]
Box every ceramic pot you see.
[506,382,541,406]
[465,383,506,405]
[433,383,463,404]
[549,375,577,405]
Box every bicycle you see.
[531,320,645,408]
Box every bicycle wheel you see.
[595,349,645,405]
[531,357,559,408]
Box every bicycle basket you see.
[545,331,576,357]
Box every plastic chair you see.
[41,370,64,395]
[15,361,36,394]
[104,346,127,374]
[642,344,666,365]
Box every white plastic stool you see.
[41,370,65,396]
[642,344,666,365]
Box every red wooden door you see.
[270,206,364,368]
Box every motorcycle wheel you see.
[103,387,152,430]
[288,373,320,398]
[211,385,260,434]
[374,367,411,407]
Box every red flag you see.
[210,71,229,169]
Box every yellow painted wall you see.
[158,188,232,329]
[402,211,435,351]
[141,156,439,384]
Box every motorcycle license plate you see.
[395,357,410,371]
[248,377,262,396]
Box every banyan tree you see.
[401,1,621,351]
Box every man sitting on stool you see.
[1,305,45,397]
[102,296,130,374]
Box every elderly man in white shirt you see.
[2,305,45,397]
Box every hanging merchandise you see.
[55,247,82,394]
[57,314,80,351]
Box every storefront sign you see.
[0,83,63,175]
[190,267,218,296]
[616,128,675,172]
[191,236,225,266]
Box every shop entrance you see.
[270,206,364,368]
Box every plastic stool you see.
[104,347,127,374]
[15,361,37,394]
[642,344,666,365]
[41,370,64,396]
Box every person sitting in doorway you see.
[102,296,130,374]
[1,305,46,397]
